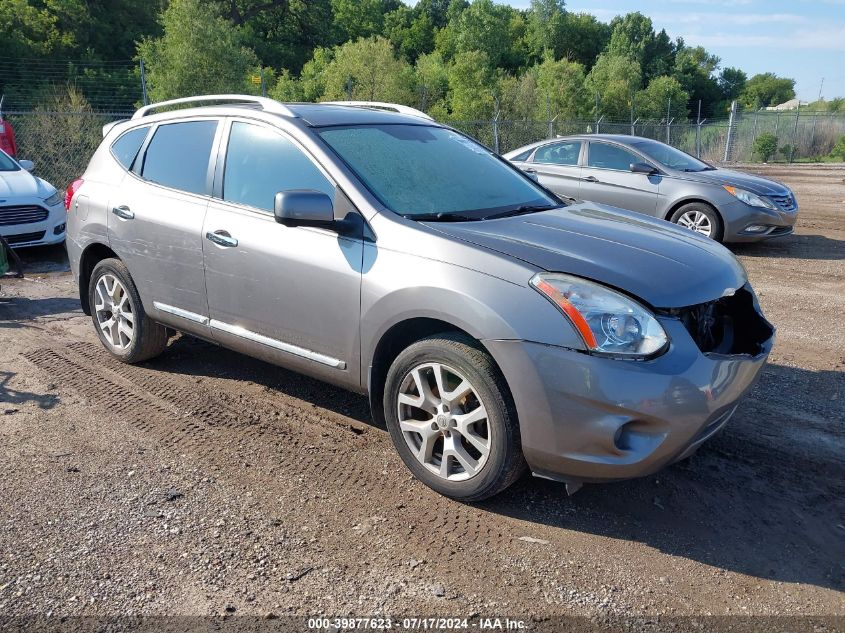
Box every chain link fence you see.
[6,109,845,191]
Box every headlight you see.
[723,185,776,210]
[43,190,63,206]
[530,273,668,358]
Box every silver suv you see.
[66,96,774,500]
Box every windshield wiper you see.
[404,212,482,222]
[482,204,558,220]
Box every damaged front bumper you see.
[485,284,774,487]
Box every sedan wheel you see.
[676,210,713,237]
[94,273,134,350]
[397,362,491,481]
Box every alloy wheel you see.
[677,210,713,237]
[94,273,134,350]
[397,362,491,481]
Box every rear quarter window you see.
[110,126,149,170]
[140,120,218,195]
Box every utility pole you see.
[666,95,672,143]
[140,59,149,106]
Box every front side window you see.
[111,126,149,170]
[141,120,217,195]
[317,124,558,219]
[534,141,582,166]
[223,122,334,212]
[587,143,641,171]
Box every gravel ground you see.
[0,164,843,629]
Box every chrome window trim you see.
[209,319,346,370]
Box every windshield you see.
[0,150,19,172]
[316,124,559,220]
[629,139,714,172]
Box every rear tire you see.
[88,258,168,363]
[383,333,526,501]
[670,202,723,241]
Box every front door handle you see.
[582,175,598,183]
[112,205,134,220]
[205,230,238,248]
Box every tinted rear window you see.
[110,126,149,169]
[141,121,217,195]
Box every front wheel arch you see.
[668,200,724,241]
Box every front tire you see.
[383,333,526,501]
[89,258,168,363]
[670,202,723,241]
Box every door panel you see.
[202,203,363,384]
[202,120,363,387]
[579,142,660,216]
[528,141,582,198]
[108,119,219,332]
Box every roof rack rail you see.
[321,101,433,121]
[132,94,296,120]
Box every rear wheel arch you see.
[79,243,119,315]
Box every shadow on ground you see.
[0,296,81,327]
[143,335,845,594]
[731,233,845,260]
[0,371,59,409]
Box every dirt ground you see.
[0,164,843,627]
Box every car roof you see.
[503,134,657,158]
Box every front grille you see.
[670,285,774,356]
[4,230,46,244]
[769,193,796,213]
[0,205,49,226]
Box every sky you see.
[492,0,845,101]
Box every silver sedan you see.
[505,134,798,242]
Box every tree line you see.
[3,0,835,121]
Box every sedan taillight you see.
[65,178,84,211]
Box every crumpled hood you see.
[425,202,747,309]
[681,168,790,196]
[0,169,44,199]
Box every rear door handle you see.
[205,230,238,248]
[112,205,134,220]
[582,176,598,183]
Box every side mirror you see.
[524,168,539,182]
[273,190,334,226]
[630,162,656,175]
[19,159,34,172]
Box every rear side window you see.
[534,141,581,166]
[141,120,217,195]
[587,143,639,171]
[223,122,334,212]
[110,126,149,169]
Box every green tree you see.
[556,12,611,69]
[384,6,436,62]
[321,37,414,103]
[585,53,642,119]
[496,71,539,120]
[635,76,688,120]
[436,0,527,71]
[415,52,450,116]
[672,43,721,116]
[137,0,259,101]
[718,67,746,101]
[215,0,333,73]
[330,0,401,42]
[269,69,304,102]
[830,136,845,161]
[740,73,796,109]
[447,50,496,119]
[526,0,566,61]
[753,132,778,162]
[535,57,587,120]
